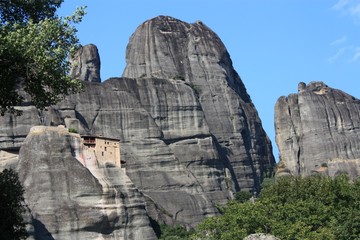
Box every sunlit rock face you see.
[0,15,275,232]
[70,44,101,83]
[275,82,360,177]
[18,126,156,240]
[123,15,275,191]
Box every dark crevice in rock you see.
[75,109,89,131]
[211,134,240,192]
[162,134,211,145]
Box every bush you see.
[234,190,253,203]
[159,224,193,240]
[68,128,78,133]
[193,174,360,240]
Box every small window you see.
[102,152,104,156]
[105,147,107,151]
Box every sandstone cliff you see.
[275,82,360,177]
[0,15,275,237]
[70,44,101,83]
[123,16,275,191]
[18,126,156,239]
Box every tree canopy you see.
[0,168,27,240]
[192,174,360,240]
[0,0,85,115]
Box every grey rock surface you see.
[275,81,360,177]
[244,233,280,240]
[70,44,101,82]
[123,15,275,192]
[0,15,275,231]
[18,126,156,240]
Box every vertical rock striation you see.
[0,15,275,232]
[123,15,274,192]
[70,44,101,83]
[18,126,156,239]
[275,82,360,177]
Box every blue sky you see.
[58,0,360,160]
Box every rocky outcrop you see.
[244,233,280,240]
[0,15,275,233]
[123,15,274,191]
[275,82,360,177]
[18,126,156,239]
[70,44,101,82]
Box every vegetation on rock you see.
[0,0,85,115]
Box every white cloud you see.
[349,3,360,17]
[328,47,347,63]
[330,36,347,46]
[333,0,353,10]
[350,47,360,62]
[333,0,360,20]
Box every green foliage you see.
[68,128,77,133]
[234,190,253,203]
[0,0,63,24]
[193,174,360,240]
[0,0,86,115]
[159,224,193,240]
[0,168,27,240]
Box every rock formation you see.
[70,44,101,83]
[0,15,275,237]
[244,233,280,240]
[123,15,274,191]
[18,126,156,239]
[275,81,360,177]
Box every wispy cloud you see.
[333,0,353,10]
[350,47,360,62]
[332,0,360,20]
[330,36,347,46]
[328,45,360,63]
[349,3,360,18]
[328,47,347,63]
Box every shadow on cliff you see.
[211,134,240,192]
[32,218,55,240]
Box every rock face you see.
[18,126,156,239]
[70,44,101,82]
[244,233,280,240]
[123,15,274,191]
[0,15,275,235]
[275,81,360,177]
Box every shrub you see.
[68,128,78,133]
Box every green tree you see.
[0,0,63,24]
[0,168,27,240]
[234,190,253,203]
[192,175,360,240]
[0,0,86,115]
[159,224,193,240]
